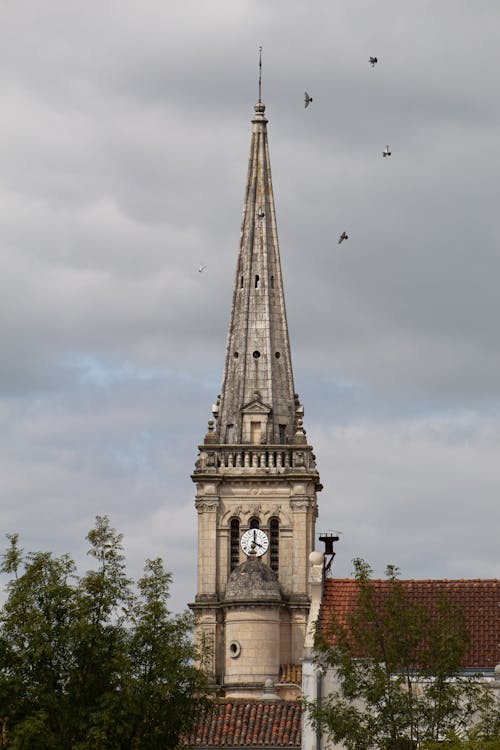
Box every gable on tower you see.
[241,397,272,415]
[241,392,272,444]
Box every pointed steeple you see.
[191,93,321,697]
[215,100,299,446]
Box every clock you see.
[240,528,269,557]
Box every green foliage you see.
[0,516,209,749]
[305,558,498,750]
[426,722,500,750]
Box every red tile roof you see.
[184,701,302,748]
[320,578,500,669]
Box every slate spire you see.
[215,101,299,445]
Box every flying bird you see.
[338,231,348,244]
[198,264,207,273]
[304,91,313,108]
[382,145,391,157]
[369,56,378,67]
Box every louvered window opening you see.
[270,518,279,572]
[230,518,240,571]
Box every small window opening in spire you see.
[253,350,260,359]
[240,276,244,288]
[270,518,279,572]
[255,275,260,289]
[279,424,286,443]
[234,352,239,358]
[249,517,260,529]
[275,352,281,359]
[230,518,240,571]
[270,275,274,289]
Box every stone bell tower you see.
[191,96,322,699]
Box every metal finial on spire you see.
[258,46,263,102]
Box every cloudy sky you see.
[1,1,499,612]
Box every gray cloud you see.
[0,0,499,610]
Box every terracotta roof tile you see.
[320,578,500,669]
[183,701,302,748]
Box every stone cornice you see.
[190,594,310,612]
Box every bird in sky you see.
[383,145,392,157]
[369,56,378,67]
[198,264,207,273]
[338,231,348,244]
[304,91,313,108]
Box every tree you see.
[0,517,209,749]
[305,559,498,750]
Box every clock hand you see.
[252,529,264,548]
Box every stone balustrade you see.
[193,444,317,474]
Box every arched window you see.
[230,518,240,571]
[249,517,260,529]
[269,518,279,572]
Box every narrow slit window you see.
[279,424,286,443]
[230,518,240,571]
[271,275,274,289]
[270,518,279,573]
[240,276,244,288]
[255,275,260,288]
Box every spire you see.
[258,45,262,103]
[215,99,299,446]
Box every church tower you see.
[191,95,321,699]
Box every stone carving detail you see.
[248,504,262,517]
[290,498,310,511]
[196,499,219,513]
[294,451,305,467]
[309,552,324,584]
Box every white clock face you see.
[240,528,269,557]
